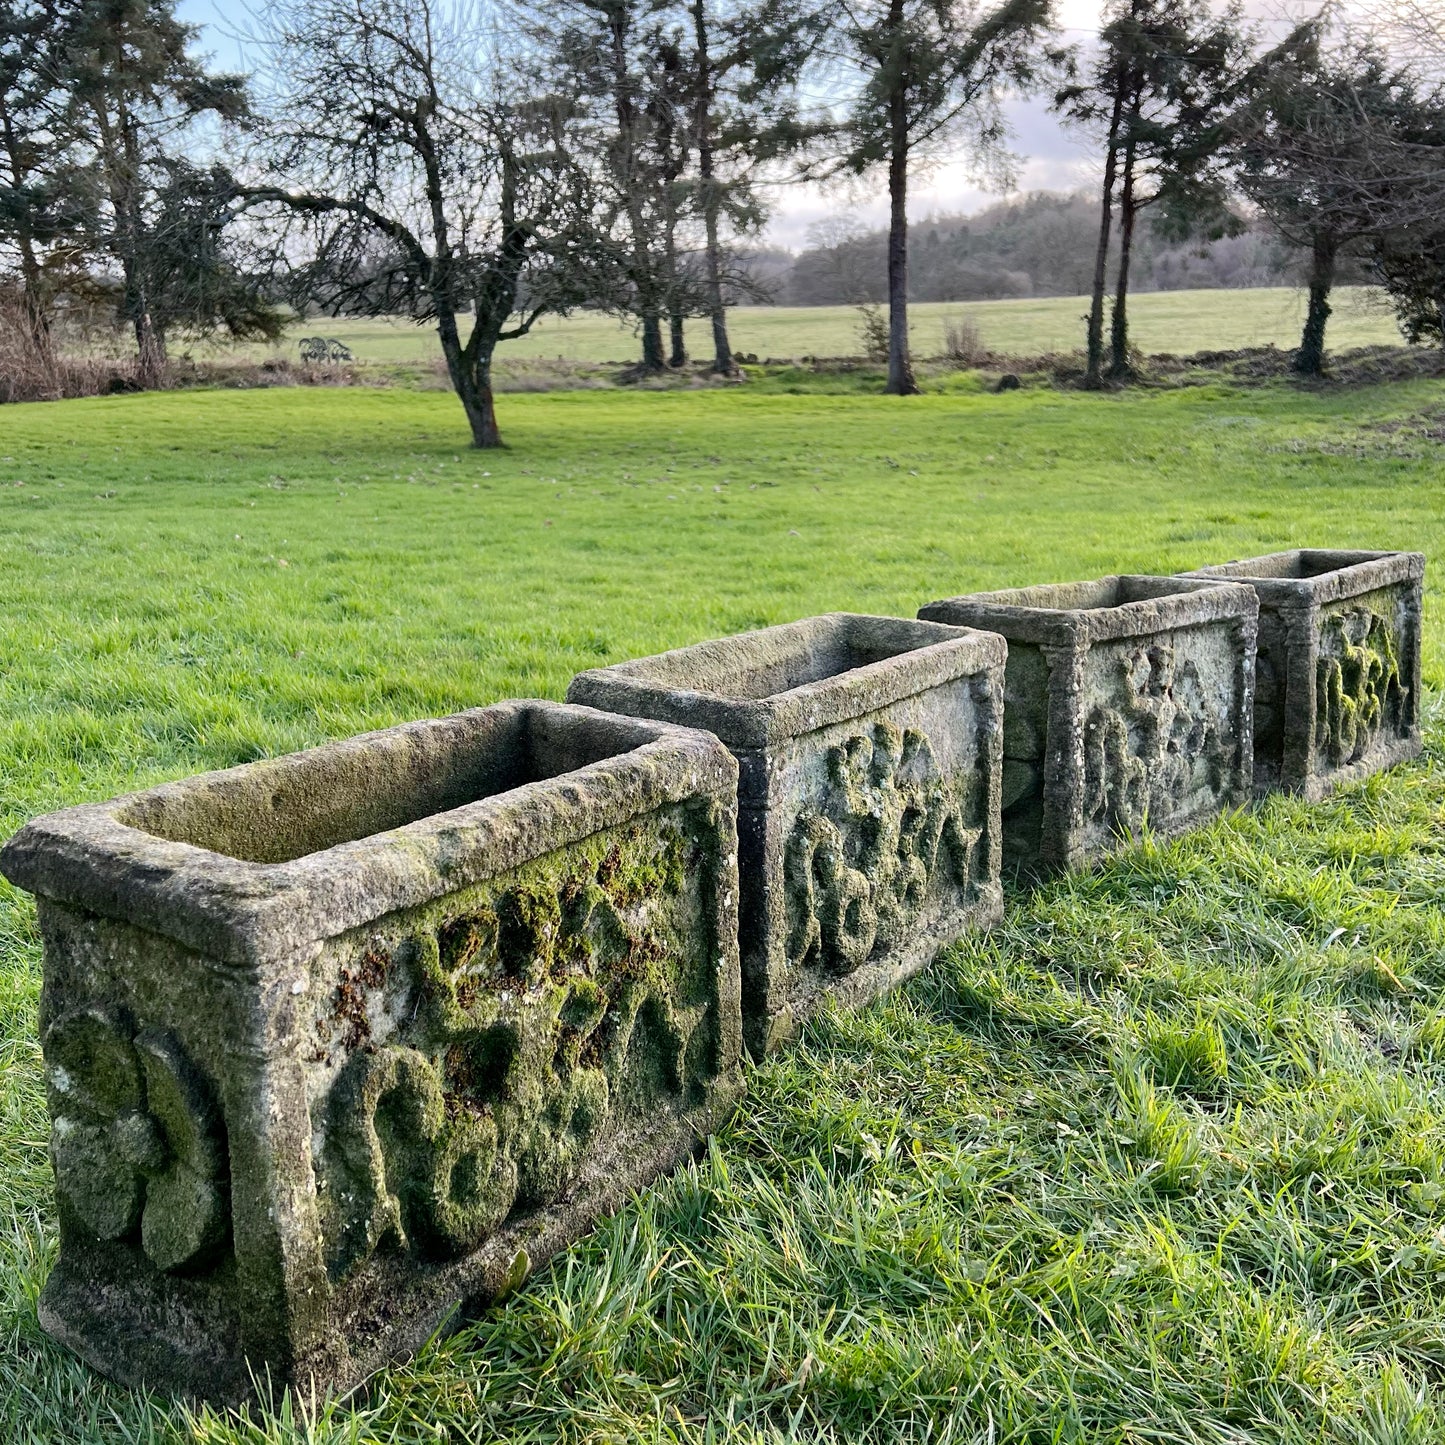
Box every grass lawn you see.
[2,376,1445,1442]
[227,286,1404,367]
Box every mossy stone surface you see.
[1,700,743,1403]
[1179,549,1424,799]
[920,577,1258,878]
[568,613,1005,1056]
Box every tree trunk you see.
[607,5,664,374]
[1085,82,1125,389]
[662,202,686,367]
[459,367,502,448]
[885,24,917,398]
[16,234,53,368]
[0,107,54,367]
[19,256,52,362]
[439,306,503,447]
[1295,233,1336,376]
[704,219,734,374]
[1108,122,1139,380]
[641,313,666,371]
[109,96,169,388]
[699,151,734,373]
[691,0,737,377]
[133,296,166,389]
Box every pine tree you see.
[794,0,1060,395]
[1230,30,1431,375]
[0,0,86,361]
[61,0,250,383]
[1056,0,1247,386]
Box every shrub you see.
[855,303,890,361]
[0,288,141,403]
[941,312,985,365]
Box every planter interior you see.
[1190,548,1396,581]
[116,705,643,865]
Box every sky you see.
[172,0,1332,250]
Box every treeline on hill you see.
[775,192,1306,305]
[2,0,1444,442]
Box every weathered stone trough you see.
[567,614,1005,1056]
[1179,549,1424,798]
[0,701,743,1403]
[918,577,1257,877]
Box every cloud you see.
[179,0,1376,253]
[763,93,1098,249]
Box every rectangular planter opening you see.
[569,614,1005,1056]
[920,577,1256,876]
[116,707,649,865]
[942,574,1219,616]
[1194,549,1394,581]
[593,613,969,708]
[1180,549,1424,796]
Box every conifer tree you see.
[786,0,1061,395]
[1056,0,1247,386]
[61,0,251,383]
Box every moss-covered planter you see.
[919,577,1257,877]
[1179,549,1424,798]
[568,614,1004,1057]
[0,702,743,1403]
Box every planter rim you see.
[1179,548,1424,606]
[918,574,1257,648]
[567,612,1005,751]
[0,700,734,972]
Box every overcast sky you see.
[173,0,1333,249]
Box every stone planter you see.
[919,577,1257,877]
[1179,549,1424,798]
[567,614,1005,1057]
[0,701,743,1403]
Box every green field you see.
[3,376,1445,1442]
[246,286,1405,366]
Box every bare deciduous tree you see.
[246,0,604,447]
[1367,0,1445,77]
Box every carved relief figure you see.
[783,721,985,976]
[43,1005,229,1273]
[1083,644,1228,836]
[317,817,717,1281]
[1316,607,1403,766]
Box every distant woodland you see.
[743,192,1322,307]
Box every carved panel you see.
[315,811,719,1282]
[782,721,986,976]
[1082,643,1230,838]
[1315,606,1404,768]
[43,1005,229,1273]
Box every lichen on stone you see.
[44,1004,229,1274]
[1316,606,1403,767]
[783,720,985,976]
[314,803,724,1282]
[1082,643,1231,840]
